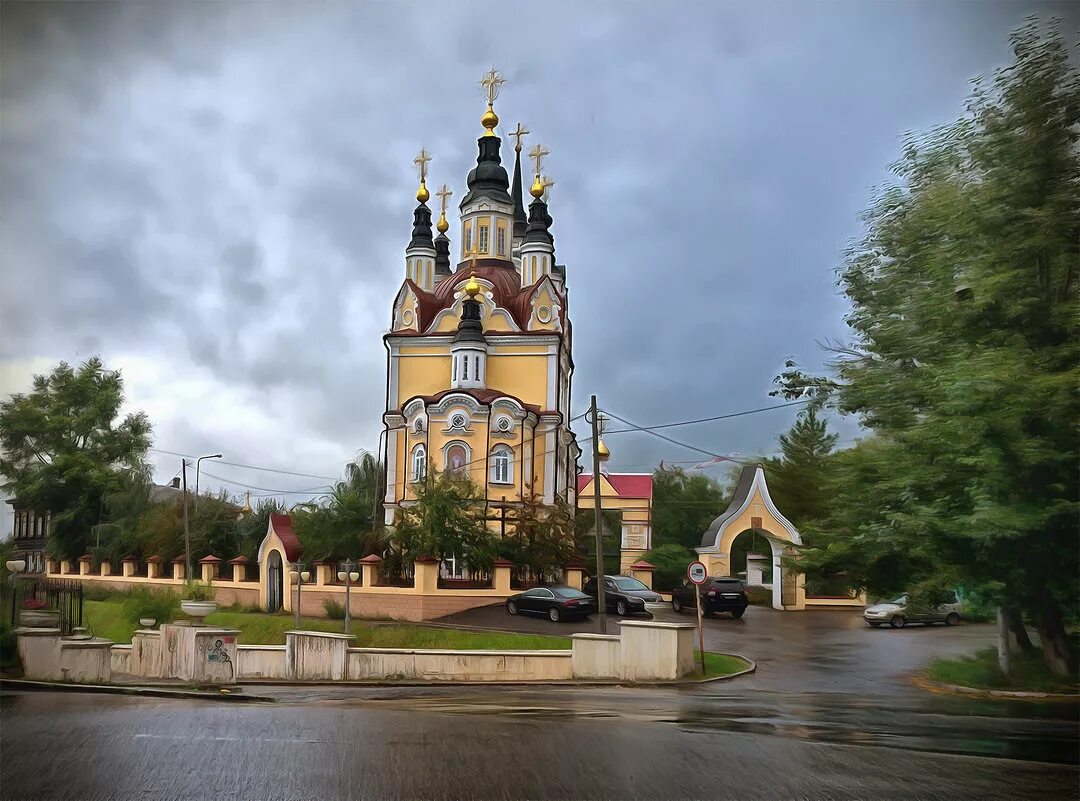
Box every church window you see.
[445,443,468,476]
[478,224,490,254]
[411,445,427,483]
[491,445,512,484]
[452,357,457,382]
[464,224,473,256]
[496,225,506,256]
[450,413,468,430]
[530,255,537,281]
[462,355,469,381]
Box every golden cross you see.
[480,67,505,106]
[436,184,452,215]
[413,148,431,184]
[528,143,549,177]
[541,175,555,201]
[511,122,530,153]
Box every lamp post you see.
[289,563,311,629]
[337,559,359,634]
[194,453,223,512]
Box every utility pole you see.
[590,395,607,634]
[181,459,192,580]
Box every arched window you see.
[444,442,469,476]
[411,444,427,482]
[491,445,513,484]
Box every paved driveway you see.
[436,602,998,695]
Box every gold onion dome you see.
[416,181,430,203]
[482,105,499,136]
[465,271,481,297]
[436,212,449,233]
[596,439,610,462]
[530,175,545,199]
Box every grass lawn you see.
[84,599,570,650]
[927,646,1078,694]
[690,651,752,680]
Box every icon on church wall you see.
[446,444,467,475]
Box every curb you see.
[690,653,757,684]
[0,678,275,703]
[910,674,1079,702]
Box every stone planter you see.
[139,618,156,629]
[19,609,60,628]
[180,600,218,624]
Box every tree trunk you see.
[1004,606,1036,654]
[1034,593,1073,678]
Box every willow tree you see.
[776,20,1078,675]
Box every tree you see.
[393,471,495,573]
[291,452,388,561]
[505,490,577,580]
[651,466,726,550]
[763,409,838,528]
[0,358,152,558]
[645,543,697,591]
[775,20,1078,675]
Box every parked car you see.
[671,576,749,619]
[582,575,666,616]
[863,592,963,628]
[506,584,595,622]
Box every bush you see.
[181,580,214,601]
[323,599,346,620]
[82,584,122,602]
[121,587,177,626]
[0,621,18,668]
[645,544,697,591]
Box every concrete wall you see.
[111,645,131,674]
[236,646,288,680]
[570,634,621,679]
[618,621,696,681]
[347,648,573,682]
[286,632,353,681]
[16,629,112,683]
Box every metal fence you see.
[7,576,84,635]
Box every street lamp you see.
[337,559,360,634]
[289,563,311,629]
[194,453,223,512]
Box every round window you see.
[536,305,552,323]
[498,417,512,432]
[401,309,414,326]
[451,414,466,429]
[414,418,424,433]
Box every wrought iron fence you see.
[437,567,492,589]
[7,576,84,635]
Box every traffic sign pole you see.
[688,561,708,675]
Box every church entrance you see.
[266,550,283,613]
[696,464,806,611]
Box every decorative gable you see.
[527,277,563,332]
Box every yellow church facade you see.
[381,72,581,537]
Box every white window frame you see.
[478,223,490,254]
[491,445,513,485]
[411,444,427,483]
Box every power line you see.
[197,469,331,495]
[601,399,811,434]
[149,448,339,481]
[599,409,741,461]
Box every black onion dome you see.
[452,296,487,344]
[408,202,434,250]
[461,136,511,206]
[522,197,553,246]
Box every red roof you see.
[397,260,566,334]
[412,387,542,416]
[270,513,303,561]
[577,473,654,499]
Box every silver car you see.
[863,592,963,628]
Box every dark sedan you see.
[506,584,596,622]
[671,576,749,618]
[583,575,666,617]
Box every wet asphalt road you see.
[2,606,1077,800]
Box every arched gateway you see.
[696,464,806,611]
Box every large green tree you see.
[763,409,838,528]
[392,471,496,573]
[0,358,152,558]
[776,20,1078,675]
[291,452,387,561]
[651,466,726,550]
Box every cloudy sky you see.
[1,1,1074,533]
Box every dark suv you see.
[671,576,749,619]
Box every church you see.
[380,70,581,551]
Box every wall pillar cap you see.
[78,554,93,562]
[228,555,250,565]
[628,560,656,571]
[359,554,383,564]
[198,555,222,564]
[120,555,138,563]
[414,556,439,564]
[146,555,164,563]
[492,558,515,567]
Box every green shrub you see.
[121,587,178,626]
[645,544,697,591]
[181,580,214,601]
[82,584,122,602]
[0,621,19,668]
[322,598,346,620]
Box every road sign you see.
[687,561,708,676]
[688,561,707,585]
